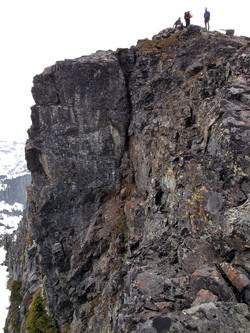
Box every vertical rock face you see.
[5,27,250,332]
[24,50,131,325]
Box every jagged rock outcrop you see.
[5,26,250,332]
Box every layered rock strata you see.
[5,26,250,332]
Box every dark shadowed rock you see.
[152,316,171,332]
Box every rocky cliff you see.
[5,26,250,333]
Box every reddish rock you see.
[220,262,250,293]
[190,267,235,301]
[192,289,218,306]
[155,301,173,311]
[179,238,217,274]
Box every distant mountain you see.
[0,140,29,176]
[0,140,31,332]
[0,140,31,238]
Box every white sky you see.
[0,0,250,142]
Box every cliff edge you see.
[5,26,250,333]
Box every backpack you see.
[184,12,190,20]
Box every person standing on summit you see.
[184,11,192,27]
[204,7,210,30]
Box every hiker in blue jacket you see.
[204,8,210,30]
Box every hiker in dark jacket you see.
[204,8,210,30]
[173,17,184,30]
[184,11,192,27]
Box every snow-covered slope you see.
[0,140,30,235]
[0,201,24,235]
[0,140,28,176]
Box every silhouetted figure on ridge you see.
[173,17,184,30]
[184,11,192,27]
[204,7,210,30]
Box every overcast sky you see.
[0,0,249,142]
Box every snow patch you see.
[0,201,24,213]
[0,184,7,191]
